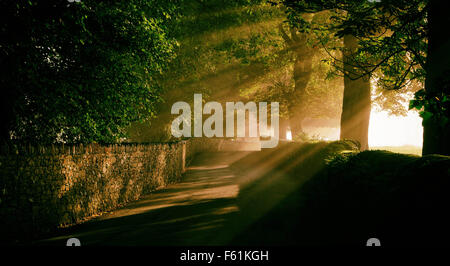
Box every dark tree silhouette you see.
[422,0,450,155]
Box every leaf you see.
[409,99,423,110]
[419,111,433,122]
[440,116,449,127]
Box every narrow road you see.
[35,152,257,246]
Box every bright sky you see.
[369,109,423,147]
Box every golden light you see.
[286,127,293,141]
[368,109,423,148]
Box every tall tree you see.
[341,35,371,150]
[281,0,450,155]
[278,18,316,138]
[421,0,450,155]
[280,7,371,148]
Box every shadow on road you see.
[34,152,246,246]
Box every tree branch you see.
[290,26,300,42]
[279,23,293,47]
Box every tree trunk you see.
[290,47,313,137]
[278,20,315,140]
[340,35,371,151]
[422,0,450,155]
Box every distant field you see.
[370,145,422,156]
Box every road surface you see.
[34,152,274,246]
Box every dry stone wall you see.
[0,139,217,241]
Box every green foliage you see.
[280,0,430,116]
[128,0,295,141]
[128,1,354,142]
[1,0,179,144]
[230,10,344,120]
[410,89,450,127]
[165,0,285,83]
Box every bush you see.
[294,150,450,246]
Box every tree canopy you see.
[279,0,447,121]
[0,0,179,144]
[3,0,444,152]
[279,0,450,154]
[128,0,346,141]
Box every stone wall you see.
[185,138,224,161]
[0,139,217,241]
